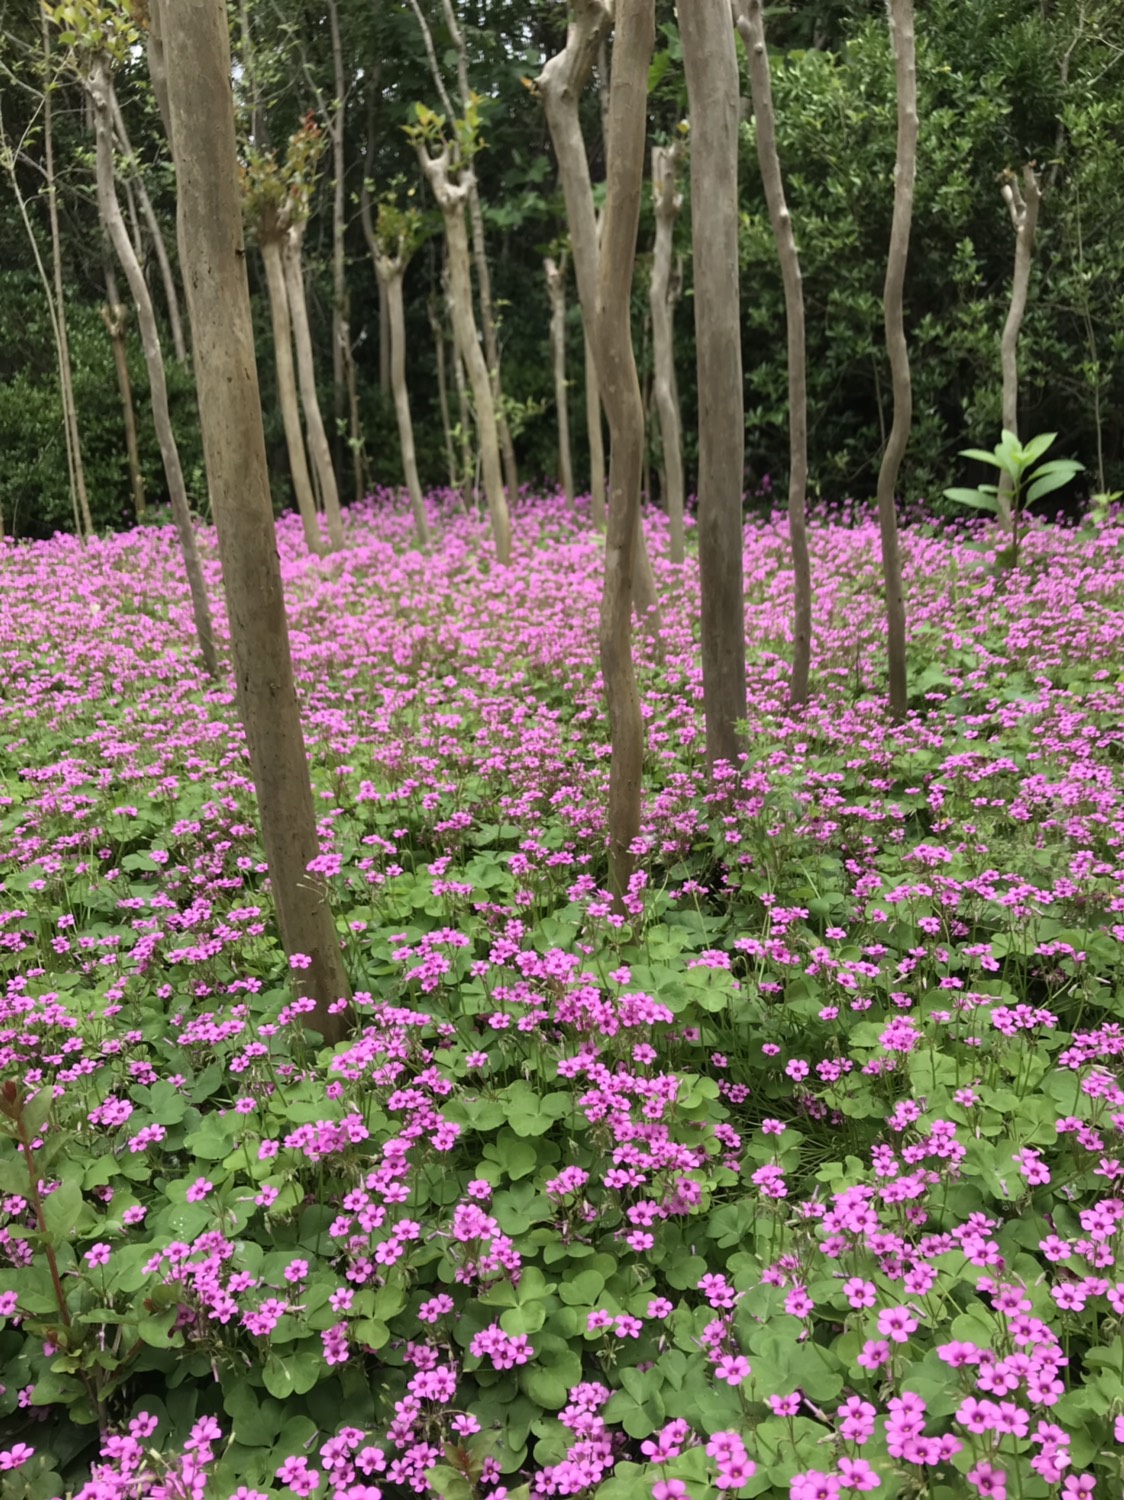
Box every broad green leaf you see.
[1020,430,1057,464]
[1026,468,1080,510]
[958,448,1005,468]
[943,488,999,512]
[42,1177,83,1242]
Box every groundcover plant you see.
[2,493,1124,1500]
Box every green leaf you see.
[943,487,999,512]
[1026,464,1083,505]
[42,1177,83,1242]
[1020,430,1057,465]
[958,448,1005,468]
[22,1088,54,1139]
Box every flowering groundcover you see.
[2,494,1124,1500]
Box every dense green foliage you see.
[0,0,1120,536]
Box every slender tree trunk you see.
[649,143,685,564]
[427,292,458,488]
[1,93,76,537]
[875,0,917,723]
[541,0,653,901]
[89,53,218,678]
[159,0,352,1045]
[597,0,654,901]
[326,0,362,500]
[736,0,812,706]
[681,0,746,770]
[379,278,392,397]
[545,254,575,505]
[411,0,518,496]
[43,11,93,538]
[998,164,1042,529]
[260,235,324,556]
[377,253,431,546]
[284,222,345,551]
[419,146,512,564]
[585,330,606,527]
[536,4,661,637]
[111,93,186,362]
[101,261,145,521]
[448,287,474,508]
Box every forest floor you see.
[2,495,1124,1500]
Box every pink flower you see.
[856,1339,891,1371]
[877,1306,918,1343]
[84,1243,111,1268]
[838,1458,880,1492]
[185,1177,213,1203]
[714,1354,751,1386]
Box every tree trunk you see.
[43,9,92,539]
[649,142,685,564]
[584,330,606,527]
[597,0,653,901]
[680,0,747,770]
[111,92,187,362]
[284,222,346,551]
[998,164,1042,529]
[419,146,512,564]
[875,0,917,723]
[326,0,362,501]
[377,253,431,546]
[158,0,352,1046]
[89,53,218,679]
[427,292,458,489]
[736,0,812,707]
[541,0,653,902]
[536,4,661,638]
[412,0,519,497]
[260,235,324,556]
[545,254,575,505]
[100,263,145,522]
[358,135,394,405]
[449,287,474,509]
[379,278,392,397]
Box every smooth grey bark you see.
[418,143,511,564]
[284,220,346,551]
[101,260,144,522]
[545,253,576,505]
[649,142,685,564]
[736,0,812,706]
[358,132,393,402]
[407,0,519,496]
[40,11,92,537]
[375,246,431,546]
[540,0,654,902]
[681,0,747,770]
[110,92,186,362]
[447,272,475,508]
[427,291,458,488]
[89,52,218,679]
[585,330,607,528]
[259,232,323,556]
[874,0,917,723]
[325,0,362,501]
[998,164,1043,529]
[159,0,352,1045]
[536,2,661,637]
